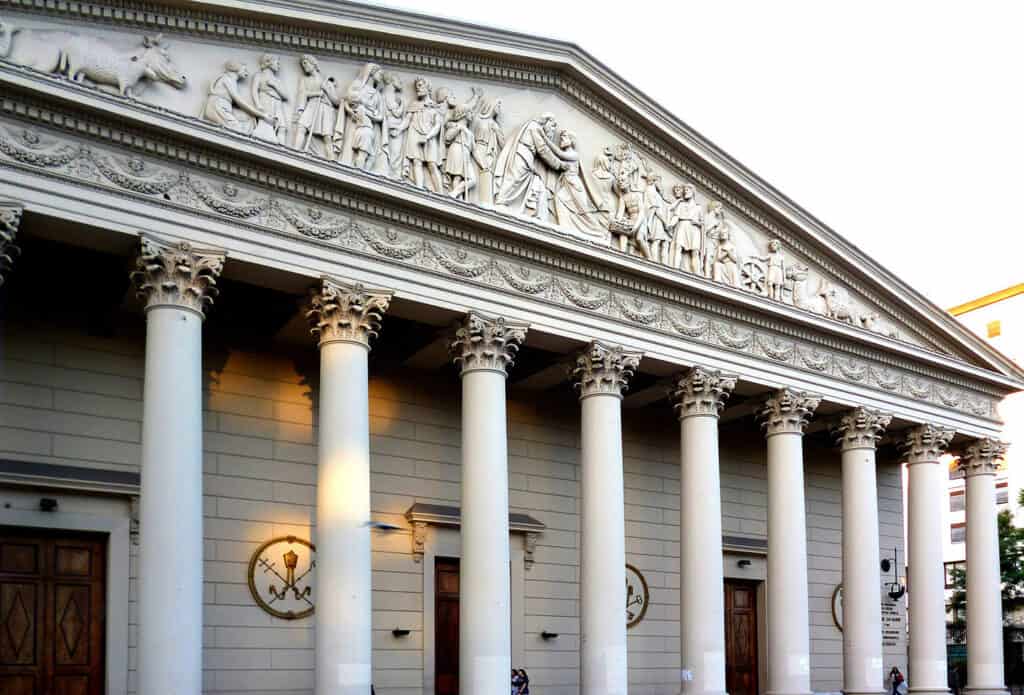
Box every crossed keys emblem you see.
[247,536,317,620]
[625,563,650,629]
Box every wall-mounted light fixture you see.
[737,559,752,568]
[366,520,402,531]
[39,498,58,512]
[392,628,410,638]
[881,547,906,601]
[541,631,559,640]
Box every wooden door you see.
[725,580,759,695]
[435,557,460,695]
[0,528,107,695]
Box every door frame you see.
[0,490,132,695]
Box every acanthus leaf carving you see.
[305,277,392,348]
[671,366,737,418]
[900,424,954,464]
[833,407,891,451]
[130,235,224,315]
[450,311,528,376]
[957,438,1008,478]
[0,201,23,286]
[758,388,821,436]
[572,340,642,399]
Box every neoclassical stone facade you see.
[0,3,1020,695]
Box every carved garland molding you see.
[0,115,1001,420]
[0,0,952,354]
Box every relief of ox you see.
[0,22,186,97]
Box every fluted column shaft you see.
[960,439,1010,695]
[451,313,527,695]
[133,236,224,695]
[836,408,892,695]
[674,368,737,695]
[308,279,392,695]
[903,425,955,695]
[760,389,821,695]
[575,342,642,695]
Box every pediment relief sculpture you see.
[0,18,927,347]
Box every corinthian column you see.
[450,312,528,695]
[902,425,955,695]
[834,408,892,695]
[307,278,392,695]
[759,389,821,695]
[673,367,736,695]
[574,341,642,695]
[959,439,1010,695]
[132,235,224,695]
[0,202,23,286]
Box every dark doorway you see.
[0,527,108,695]
[435,557,460,695]
[725,579,759,695]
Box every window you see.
[987,320,1002,338]
[951,523,966,544]
[945,561,966,589]
[997,481,1009,506]
[950,490,965,513]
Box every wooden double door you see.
[0,528,107,695]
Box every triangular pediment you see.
[0,1,1020,386]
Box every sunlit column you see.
[903,424,955,695]
[835,407,892,695]
[959,439,1010,695]
[673,367,737,695]
[307,279,393,695]
[132,235,224,695]
[450,312,528,695]
[574,341,642,695]
[759,388,821,695]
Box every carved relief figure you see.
[494,113,565,222]
[251,53,290,145]
[712,224,740,287]
[202,61,270,135]
[402,78,446,192]
[643,173,673,264]
[549,129,610,241]
[591,146,617,212]
[609,169,650,257]
[0,26,186,96]
[292,54,339,159]
[762,239,786,301]
[668,183,703,273]
[336,62,384,170]
[471,97,505,206]
[703,200,725,277]
[380,73,409,179]
[443,87,483,199]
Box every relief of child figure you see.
[761,238,787,301]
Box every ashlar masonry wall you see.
[0,319,907,695]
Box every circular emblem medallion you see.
[247,536,316,620]
[831,584,844,632]
[626,563,649,629]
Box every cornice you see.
[0,71,1011,396]
[0,101,1010,423]
[0,0,989,362]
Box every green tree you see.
[948,502,1024,625]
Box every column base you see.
[964,688,1009,695]
[843,689,886,695]
[681,689,729,695]
[766,690,813,695]
[908,688,951,695]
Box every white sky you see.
[365,0,1022,309]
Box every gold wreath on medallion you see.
[247,536,316,620]
[626,563,649,629]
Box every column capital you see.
[958,437,1008,478]
[131,235,225,317]
[0,202,23,286]
[900,424,954,464]
[306,277,393,348]
[833,407,892,451]
[671,366,737,418]
[450,311,528,376]
[572,340,642,399]
[758,388,821,435]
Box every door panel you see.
[725,580,759,695]
[435,557,460,695]
[0,529,106,695]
